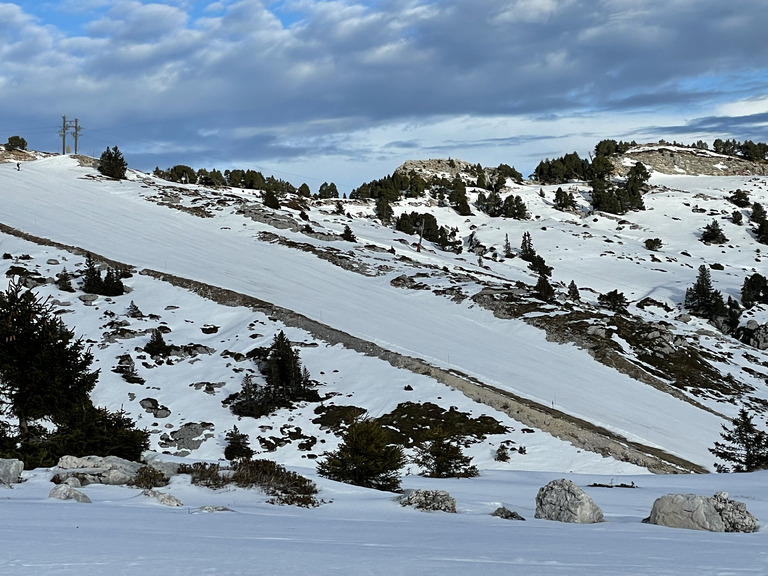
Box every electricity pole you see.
[59,116,82,154]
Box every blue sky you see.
[1,0,767,192]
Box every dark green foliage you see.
[554,187,577,211]
[297,183,311,197]
[528,254,552,278]
[534,274,555,301]
[155,164,197,184]
[227,331,318,418]
[6,135,27,150]
[732,211,743,225]
[224,425,254,461]
[534,152,590,184]
[317,418,406,492]
[448,176,472,215]
[496,163,523,185]
[395,212,461,253]
[56,268,75,292]
[81,253,125,296]
[519,232,535,262]
[144,329,171,358]
[593,139,636,157]
[684,265,733,327]
[413,431,478,478]
[502,195,529,219]
[728,189,751,208]
[263,188,281,209]
[503,234,513,258]
[179,462,228,489]
[757,219,768,245]
[98,146,128,179]
[341,225,356,242]
[567,280,580,300]
[0,280,98,439]
[312,404,367,432]
[752,202,767,225]
[644,238,663,251]
[709,409,768,472]
[701,220,727,244]
[598,289,629,314]
[350,170,424,201]
[741,273,768,308]
[374,402,508,447]
[318,182,339,199]
[231,458,319,507]
[375,197,394,224]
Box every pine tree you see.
[520,232,536,262]
[598,289,629,314]
[685,265,717,318]
[317,419,405,491]
[709,409,768,472]
[82,253,103,294]
[224,425,254,461]
[98,146,128,179]
[412,432,478,478]
[535,274,555,301]
[0,279,98,440]
[701,219,727,244]
[742,273,768,308]
[341,225,356,242]
[144,329,171,358]
[263,189,280,209]
[503,234,513,258]
[56,268,75,292]
[567,280,580,300]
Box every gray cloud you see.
[1,0,767,186]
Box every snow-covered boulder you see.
[0,458,23,486]
[534,478,604,523]
[142,489,183,507]
[647,492,758,532]
[53,455,143,486]
[49,484,91,503]
[399,489,457,513]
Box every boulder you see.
[399,489,457,513]
[49,484,91,504]
[142,489,183,507]
[647,492,759,533]
[535,478,604,523]
[491,506,526,521]
[53,455,143,486]
[0,458,24,486]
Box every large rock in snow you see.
[0,458,24,486]
[647,492,758,533]
[49,484,92,504]
[534,478,604,523]
[53,455,143,486]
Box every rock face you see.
[736,320,768,350]
[612,146,768,177]
[0,458,24,486]
[534,479,604,523]
[646,492,758,532]
[399,489,457,513]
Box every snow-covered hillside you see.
[1,150,767,574]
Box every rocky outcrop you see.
[535,478,604,523]
[399,489,457,513]
[0,458,23,486]
[735,320,768,350]
[613,146,768,177]
[645,492,758,532]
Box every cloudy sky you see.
[1,0,767,192]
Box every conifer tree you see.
[709,409,768,472]
[701,219,727,244]
[684,265,717,317]
[82,253,103,294]
[535,274,556,301]
[224,425,254,461]
[567,280,580,300]
[503,234,513,258]
[98,146,128,179]
[598,289,629,314]
[0,280,98,440]
[341,225,356,242]
[520,232,536,262]
[317,419,405,491]
[413,432,478,478]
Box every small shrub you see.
[144,329,171,358]
[495,444,510,462]
[224,426,254,461]
[178,462,228,489]
[232,458,319,507]
[131,465,169,489]
[644,238,663,251]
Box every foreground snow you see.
[2,466,767,575]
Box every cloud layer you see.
[2,0,767,189]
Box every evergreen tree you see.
[741,273,768,308]
[503,234,513,258]
[263,189,281,209]
[375,197,394,225]
[317,419,405,492]
[567,280,580,300]
[56,268,75,292]
[598,289,629,314]
[82,253,103,294]
[701,219,727,244]
[98,146,128,179]
[709,409,768,472]
[144,329,171,358]
[412,431,478,478]
[751,202,766,224]
[520,232,536,262]
[6,135,27,150]
[0,280,98,440]
[224,425,254,461]
[554,187,577,211]
[534,274,556,301]
[528,254,552,277]
[732,211,743,225]
[728,189,751,208]
[685,265,718,318]
[341,225,357,242]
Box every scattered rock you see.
[399,489,457,513]
[143,489,183,507]
[491,506,525,520]
[53,455,143,486]
[646,492,759,532]
[0,458,23,486]
[49,484,92,503]
[534,478,604,523]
